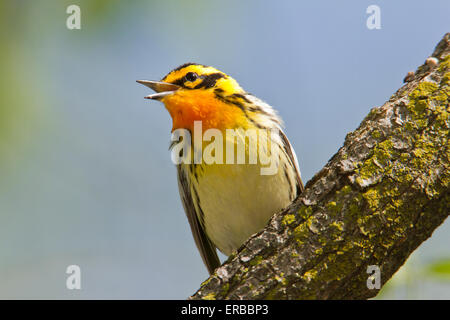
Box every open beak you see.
[136,80,180,100]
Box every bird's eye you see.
[185,72,198,82]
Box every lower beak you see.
[136,80,180,100]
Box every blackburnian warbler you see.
[137,63,303,274]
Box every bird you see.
[137,63,304,274]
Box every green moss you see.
[346,194,363,222]
[330,221,345,232]
[202,293,216,300]
[274,273,289,286]
[358,160,380,182]
[356,78,448,189]
[282,214,296,226]
[374,140,394,164]
[264,288,278,300]
[326,201,343,217]
[293,223,309,245]
[265,283,293,299]
[340,185,352,195]
[221,283,230,296]
[412,147,424,158]
[357,140,395,184]
[348,202,360,218]
[327,201,337,208]
[411,138,439,172]
[306,217,319,234]
[437,55,450,73]
[313,252,358,283]
[400,153,410,162]
[371,130,381,139]
[350,74,448,262]
[441,72,450,85]
[297,206,313,219]
[409,82,439,101]
[302,269,318,282]
[363,188,380,210]
[200,277,213,287]
[325,186,354,219]
[358,225,370,236]
[249,255,263,266]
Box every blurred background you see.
[0,0,449,299]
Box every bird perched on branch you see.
[138,63,303,274]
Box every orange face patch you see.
[157,63,249,132]
[161,89,249,132]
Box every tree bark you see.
[190,33,450,300]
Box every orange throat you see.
[162,90,248,133]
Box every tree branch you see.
[190,33,450,300]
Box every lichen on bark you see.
[190,33,450,300]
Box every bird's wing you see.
[177,165,220,274]
[279,130,305,194]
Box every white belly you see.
[192,162,293,255]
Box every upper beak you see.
[136,80,180,100]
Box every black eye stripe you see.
[171,78,186,86]
[193,73,225,89]
[170,74,204,87]
[169,73,226,89]
[185,72,198,82]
